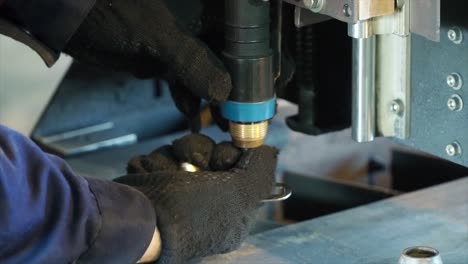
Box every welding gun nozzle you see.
[229,121,269,149]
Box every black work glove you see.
[114,134,277,263]
[64,0,231,121]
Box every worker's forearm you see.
[139,228,162,263]
[1,0,95,53]
[0,125,157,263]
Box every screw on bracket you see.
[448,27,463,44]
[390,99,404,116]
[446,141,462,157]
[343,4,352,17]
[303,0,323,12]
[447,73,463,90]
[447,94,464,112]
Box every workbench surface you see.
[203,178,468,264]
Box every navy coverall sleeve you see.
[0,125,156,264]
[1,0,95,53]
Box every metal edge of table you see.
[202,177,468,264]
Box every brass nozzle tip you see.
[229,121,269,148]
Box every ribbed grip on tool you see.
[224,0,270,56]
[229,121,269,149]
[222,0,274,103]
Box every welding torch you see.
[221,0,276,149]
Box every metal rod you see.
[352,36,376,142]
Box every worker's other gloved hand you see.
[64,0,230,123]
[114,134,277,263]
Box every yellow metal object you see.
[180,162,200,172]
[358,0,395,20]
[229,121,269,149]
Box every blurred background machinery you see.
[1,0,467,262]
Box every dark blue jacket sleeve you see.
[0,125,156,264]
[2,0,95,53]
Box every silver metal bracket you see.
[283,0,440,42]
[280,0,440,141]
[349,2,412,141]
[284,0,395,24]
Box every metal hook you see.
[262,183,292,203]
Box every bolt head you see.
[446,142,462,157]
[303,0,322,11]
[390,100,404,115]
[343,4,352,17]
[448,30,457,41]
[448,27,463,44]
[447,94,464,112]
[447,73,463,89]
[447,75,456,87]
[446,145,456,156]
[391,102,400,113]
[447,98,457,111]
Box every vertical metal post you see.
[352,36,376,142]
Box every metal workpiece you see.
[352,36,376,142]
[398,247,443,264]
[34,122,138,156]
[203,178,468,263]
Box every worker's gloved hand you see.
[64,0,230,119]
[114,134,277,263]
